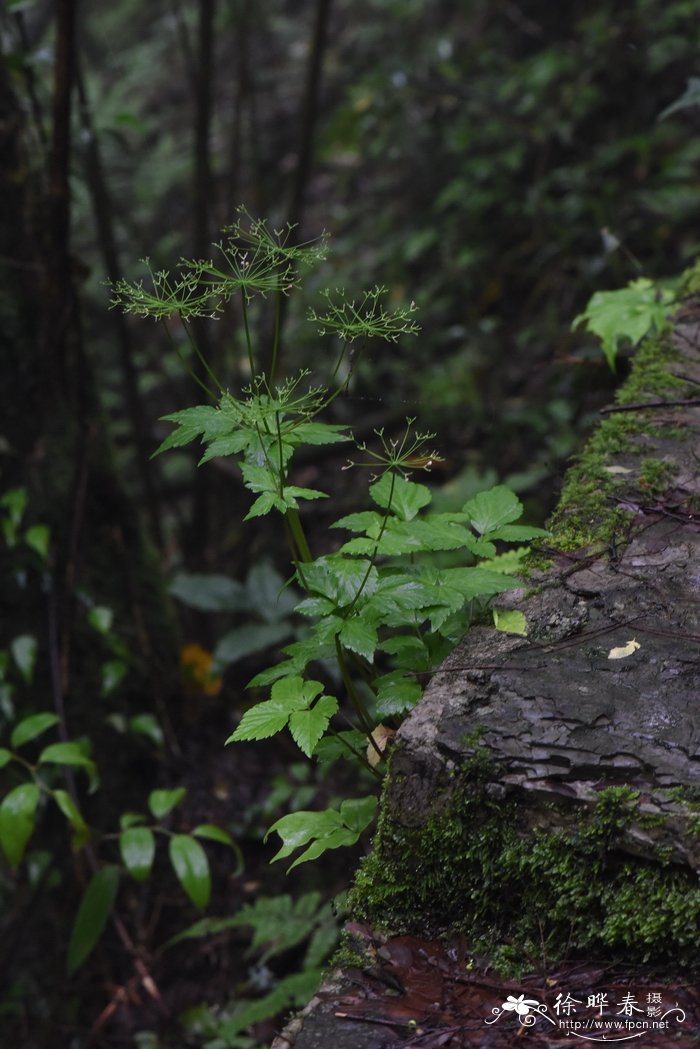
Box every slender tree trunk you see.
[186,0,216,565]
[44,0,77,389]
[288,0,332,228]
[75,61,164,548]
[261,0,333,379]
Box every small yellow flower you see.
[180,642,222,696]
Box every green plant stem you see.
[343,470,396,619]
[324,341,365,409]
[327,725,381,779]
[160,319,217,400]
[334,637,383,761]
[180,317,223,394]
[240,293,256,376]
[269,292,283,385]
[285,507,313,564]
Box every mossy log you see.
[272,296,700,1047]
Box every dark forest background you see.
[1,1,699,1046]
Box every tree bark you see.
[389,306,700,869]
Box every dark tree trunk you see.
[1,21,179,750]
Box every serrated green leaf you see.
[120,826,156,881]
[462,486,523,535]
[493,609,528,636]
[10,635,38,684]
[52,789,89,847]
[0,782,40,864]
[487,524,550,542]
[339,795,379,833]
[227,676,324,745]
[67,865,120,974]
[198,432,249,464]
[152,405,227,457]
[304,919,340,971]
[271,675,324,707]
[294,595,336,618]
[266,796,377,871]
[226,700,292,744]
[332,510,383,535]
[339,616,378,661]
[24,524,50,560]
[440,566,520,598]
[314,730,368,768]
[239,461,277,494]
[378,634,432,671]
[370,473,432,521]
[375,672,422,715]
[223,891,326,961]
[302,556,378,607]
[222,968,322,1033]
[247,658,304,688]
[244,492,279,519]
[169,834,211,910]
[287,422,350,446]
[266,810,342,860]
[479,547,529,574]
[10,712,60,750]
[163,914,243,949]
[288,694,338,756]
[283,485,328,503]
[572,278,674,369]
[339,515,484,557]
[148,787,186,819]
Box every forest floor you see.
[284,924,700,1049]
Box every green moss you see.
[639,457,676,494]
[615,329,694,405]
[545,324,694,552]
[349,774,700,974]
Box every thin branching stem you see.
[180,316,223,394]
[240,293,256,376]
[269,291,283,385]
[335,637,383,760]
[160,318,217,400]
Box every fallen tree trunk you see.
[272,289,700,1048]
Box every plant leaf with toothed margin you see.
[288,694,338,756]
